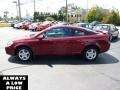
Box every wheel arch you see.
[15,45,33,55]
[83,45,100,54]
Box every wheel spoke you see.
[18,48,31,61]
[86,48,97,60]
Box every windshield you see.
[93,25,109,31]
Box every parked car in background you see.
[21,22,32,30]
[90,21,101,29]
[11,20,19,28]
[75,23,93,29]
[5,25,110,61]
[36,21,52,31]
[14,22,24,29]
[55,21,69,25]
[29,22,41,31]
[93,24,119,41]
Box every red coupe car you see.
[5,25,110,61]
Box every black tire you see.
[83,47,98,61]
[16,47,33,61]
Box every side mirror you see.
[38,34,45,39]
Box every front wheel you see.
[16,47,33,61]
[83,47,98,61]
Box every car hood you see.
[13,34,35,42]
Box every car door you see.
[36,27,72,55]
[35,35,55,55]
[49,27,87,55]
[66,28,86,55]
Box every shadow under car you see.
[8,53,119,67]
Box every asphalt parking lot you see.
[0,27,120,90]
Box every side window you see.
[70,28,93,36]
[74,29,85,36]
[85,25,89,28]
[44,28,71,38]
[44,28,64,38]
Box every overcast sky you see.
[0,0,120,18]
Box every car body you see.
[21,22,32,30]
[90,21,101,26]
[93,24,119,41]
[5,25,110,61]
[11,20,19,28]
[36,21,52,31]
[90,21,101,29]
[14,22,24,29]
[29,22,41,31]
[75,23,93,29]
[55,21,69,26]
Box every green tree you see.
[58,6,66,21]
[39,12,45,21]
[33,12,40,21]
[45,16,55,21]
[86,6,106,22]
[104,9,120,25]
[51,13,58,21]
[58,7,66,15]
[0,16,2,21]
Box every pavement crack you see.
[98,71,120,82]
[110,46,120,50]
[92,68,120,83]
[0,65,32,74]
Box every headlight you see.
[7,41,14,46]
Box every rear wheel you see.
[16,47,33,61]
[83,47,98,61]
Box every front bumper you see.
[5,45,15,56]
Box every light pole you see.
[33,0,42,14]
[87,0,88,13]
[13,1,18,18]
[34,0,36,13]
[18,0,21,21]
[66,0,68,22]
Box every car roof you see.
[34,25,98,37]
[45,25,97,33]
[76,23,89,25]
[48,25,84,29]
[96,24,113,26]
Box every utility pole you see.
[66,0,68,22]
[18,0,21,21]
[34,0,36,13]
[13,1,18,18]
[87,0,88,13]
